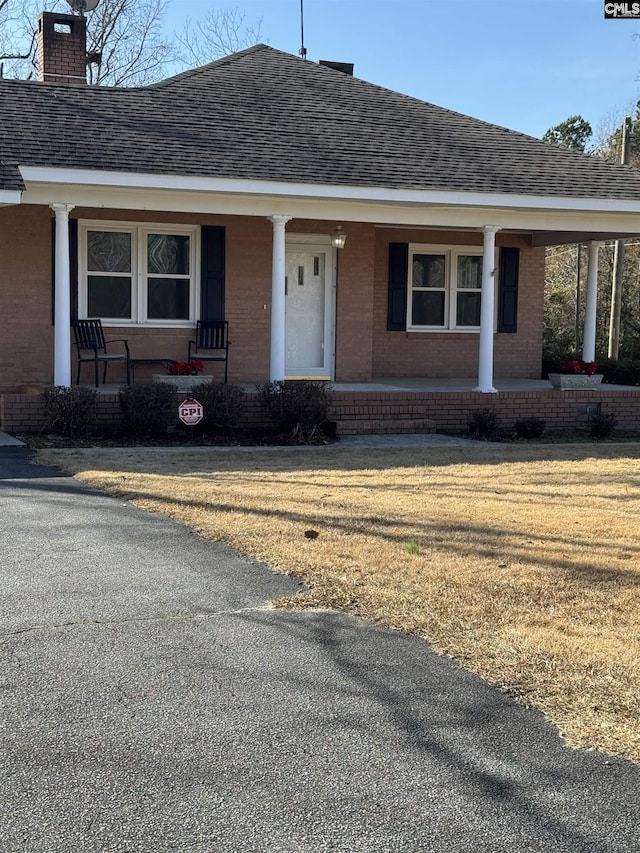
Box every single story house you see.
[2,11,640,433]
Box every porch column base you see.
[473,384,499,394]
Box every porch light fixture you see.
[331,225,347,249]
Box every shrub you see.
[191,381,245,433]
[119,382,176,438]
[257,380,333,442]
[588,411,617,439]
[467,408,500,441]
[514,417,546,439]
[598,358,640,387]
[42,386,98,438]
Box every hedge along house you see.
[2,10,640,433]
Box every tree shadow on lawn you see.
[112,484,640,589]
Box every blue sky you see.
[164,0,640,140]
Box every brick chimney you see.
[38,12,87,84]
[318,60,354,76]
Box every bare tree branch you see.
[0,1,264,83]
[86,0,175,85]
[0,29,35,62]
[0,0,174,85]
[175,7,263,69]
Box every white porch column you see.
[51,203,75,387]
[474,225,501,393]
[268,214,292,381]
[582,241,601,363]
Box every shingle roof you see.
[2,43,640,200]
[0,161,24,192]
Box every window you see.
[80,222,199,326]
[408,244,489,331]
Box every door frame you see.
[285,233,337,380]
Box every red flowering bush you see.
[167,360,204,376]
[559,359,598,376]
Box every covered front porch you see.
[5,169,640,403]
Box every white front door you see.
[285,244,334,379]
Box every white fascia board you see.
[17,165,640,215]
[0,191,22,205]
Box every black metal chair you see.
[73,319,131,387]
[188,320,230,383]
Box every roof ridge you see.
[146,43,276,88]
[306,60,605,163]
[0,44,275,93]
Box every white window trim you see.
[406,242,498,333]
[79,220,200,328]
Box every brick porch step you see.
[336,418,437,436]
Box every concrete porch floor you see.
[334,377,556,392]
[90,377,640,394]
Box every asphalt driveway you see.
[1,446,639,852]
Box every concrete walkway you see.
[2,446,639,852]
[0,430,24,446]
[0,429,480,450]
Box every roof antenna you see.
[299,0,307,60]
[65,0,100,14]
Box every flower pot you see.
[548,373,603,390]
[152,374,213,394]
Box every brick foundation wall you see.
[3,388,639,436]
[0,390,271,435]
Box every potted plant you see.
[152,360,212,393]
[548,358,603,390]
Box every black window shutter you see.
[387,242,408,331]
[51,217,79,325]
[69,219,79,323]
[498,247,519,333]
[200,225,225,322]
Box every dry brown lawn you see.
[37,442,640,763]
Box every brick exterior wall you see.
[0,207,546,392]
[333,223,376,381]
[372,229,545,380]
[0,206,55,393]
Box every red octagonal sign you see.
[179,398,203,426]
